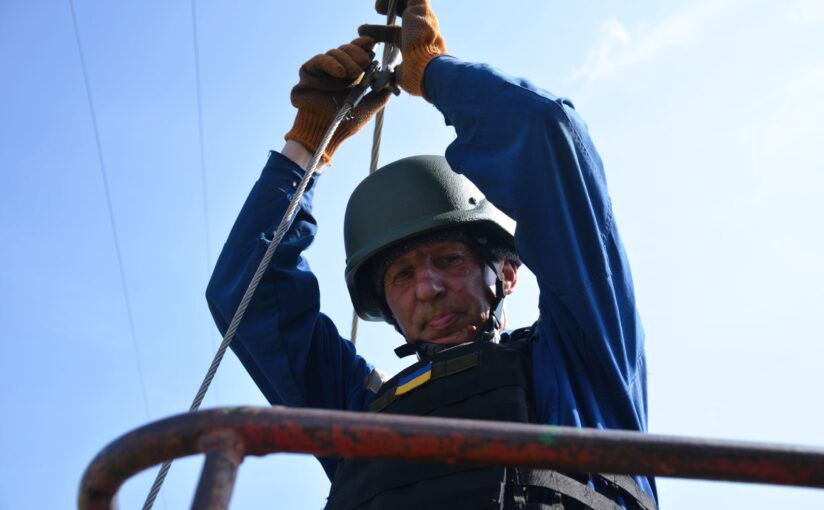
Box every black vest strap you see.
[327,330,657,510]
[327,464,508,510]
[597,474,658,510]
[513,470,622,510]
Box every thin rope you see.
[370,0,398,175]
[142,105,352,510]
[189,0,221,404]
[68,0,152,421]
[351,0,398,345]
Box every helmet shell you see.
[344,155,516,322]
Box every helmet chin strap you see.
[394,235,506,360]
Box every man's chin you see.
[425,329,472,346]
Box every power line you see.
[190,0,212,276]
[189,0,221,404]
[69,3,168,508]
[68,0,152,423]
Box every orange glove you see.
[359,0,447,99]
[285,36,391,163]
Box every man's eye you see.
[391,269,413,283]
[439,255,463,266]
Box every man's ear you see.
[501,260,518,296]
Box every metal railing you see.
[78,406,824,509]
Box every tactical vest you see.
[326,329,657,510]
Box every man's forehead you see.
[389,240,473,266]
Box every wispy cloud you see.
[787,0,824,23]
[745,64,824,142]
[738,64,824,193]
[571,1,733,84]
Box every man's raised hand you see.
[284,36,392,164]
[359,0,447,99]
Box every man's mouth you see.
[427,312,457,330]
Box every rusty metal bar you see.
[190,430,244,510]
[78,406,824,509]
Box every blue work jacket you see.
[207,55,656,504]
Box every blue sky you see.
[2,0,823,508]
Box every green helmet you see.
[344,155,516,322]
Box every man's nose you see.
[414,264,445,302]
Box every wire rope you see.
[350,0,398,345]
[143,4,399,506]
[142,98,359,510]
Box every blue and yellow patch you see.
[394,362,433,396]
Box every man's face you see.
[383,240,515,346]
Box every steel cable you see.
[142,105,353,510]
[350,0,398,344]
[143,4,398,506]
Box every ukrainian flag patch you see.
[394,362,433,396]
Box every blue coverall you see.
[207,55,657,504]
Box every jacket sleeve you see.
[206,151,373,416]
[424,56,646,415]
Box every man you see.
[207,0,656,508]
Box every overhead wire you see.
[189,0,221,404]
[70,4,168,507]
[67,0,152,421]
